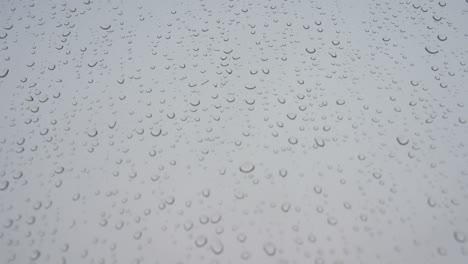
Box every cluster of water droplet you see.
[1,0,468,263]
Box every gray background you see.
[1,0,468,263]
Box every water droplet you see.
[288,137,298,145]
[0,180,9,191]
[263,242,276,256]
[195,235,208,247]
[327,217,338,226]
[279,169,288,177]
[281,202,291,212]
[87,129,98,137]
[454,231,466,243]
[239,162,255,173]
[209,237,224,255]
[396,136,409,146]
[0,69,9,78]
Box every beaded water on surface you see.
[0,0,468,263]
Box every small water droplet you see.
[239,162,255,173]
[263,242,276,256]
[195,235,208,247]
[396,136,409,146]
[0,180,9,191]
[454,231,466,243]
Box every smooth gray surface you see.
[1,0,468,263]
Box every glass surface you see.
[1,0,468,263]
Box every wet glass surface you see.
[1,0,468,263]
